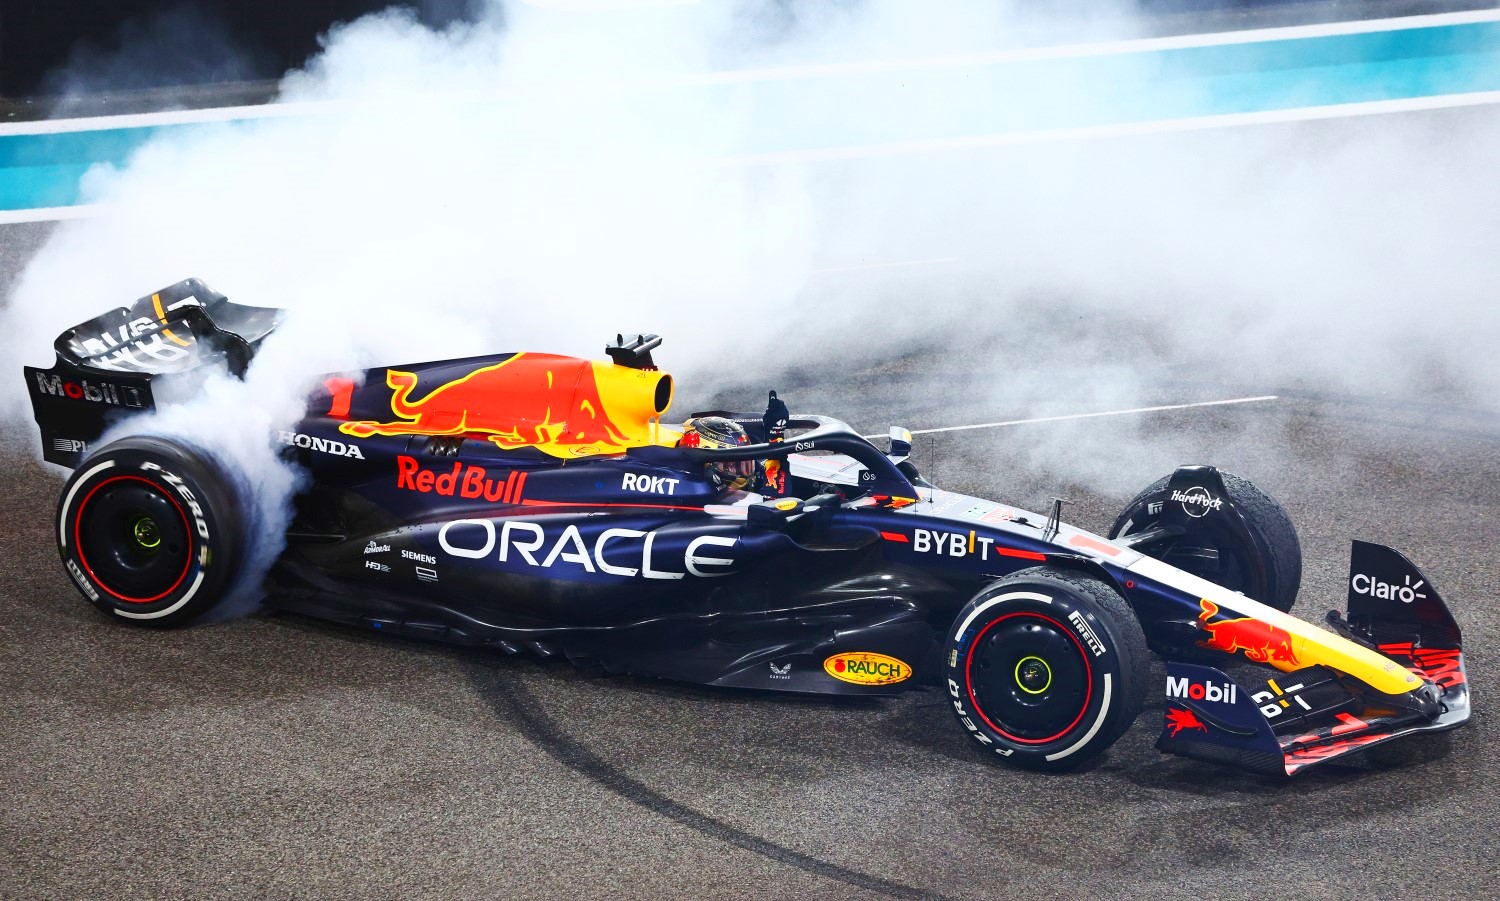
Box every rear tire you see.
[944,567,1150,772]
[57,437,246,627]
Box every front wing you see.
[1156,541,1469,775]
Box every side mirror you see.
[888,426,912,463]
[746,497,804,528]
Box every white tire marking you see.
[1045,674,1114,762]
[954,590,1052,639]
[112,571,205,620]
[58,459,117,549]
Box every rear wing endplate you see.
[22,278,283,468]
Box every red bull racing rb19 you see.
[24,279,1470,776]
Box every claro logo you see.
[1351,573,1427,604]
[824,652,911,686]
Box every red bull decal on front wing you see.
[1126,555,1421,695]
[339,353,674,458]
[1197,599,1298,665]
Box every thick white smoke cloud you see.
[4,0,1499,605]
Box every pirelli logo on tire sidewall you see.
[824,652,912,686]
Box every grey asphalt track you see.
[2,217,1498,901]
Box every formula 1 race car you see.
[25,279,1470,775]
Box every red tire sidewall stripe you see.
[963,609,1093,745]
[73,474,194,604]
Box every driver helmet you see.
[679,416,757,489]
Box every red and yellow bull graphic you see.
[339,353,674,459]
[1128,556,1424,696]
[1197,599,1298,666]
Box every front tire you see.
[944,567,1150,771]
[57,437,246,627]
[1108,469,1301,613]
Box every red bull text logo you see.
[340,354,633,455]
[395,455,527,502]
[1197,599,1298,665]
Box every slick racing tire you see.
[1109,471,1302,614]
[56,437,245,627]
[944,567,1149,772]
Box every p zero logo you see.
[139,462,210,542]
[824,652,911,686]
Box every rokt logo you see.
[824,652,911,686]
[1170,487,1223,518]
[1351,572,1426,604]
[622,472,680,495]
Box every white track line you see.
[0,204,107,224]
[811,257,962,273]
[723,90,1500,167]
[687,8,1500,83]
[867,395,1279,439]
[1,8,1495,136]
[7,88,1494,224]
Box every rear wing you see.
[23,278,284,469]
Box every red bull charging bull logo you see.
[1197,598,1298,665]
[339,353,672,458]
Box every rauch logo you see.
[824,652,911,686]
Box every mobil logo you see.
[33,371,144,407]
[1165,674,1238,705]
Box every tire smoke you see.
[3,1,1497,613]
